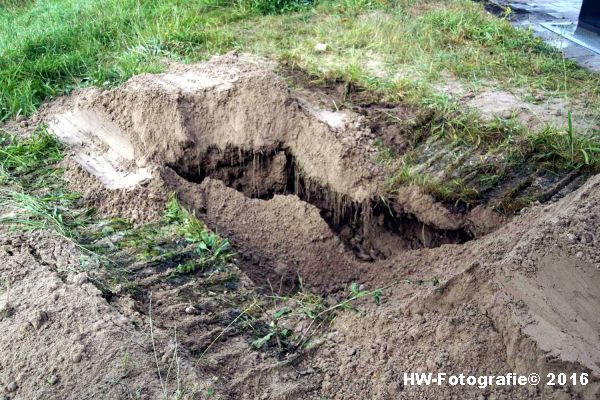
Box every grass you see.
[372,137,396,165]
[0,0,599,208]
[0,127,84,237]
[388,160,481,203]
[0,189,80,237]
[162,194,231,274]
[239,279,383,354]
[0,126,63,184]
[237,1,598,106]
[528,120,600,170]
[1,0,598,119]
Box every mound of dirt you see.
[1,54,599,399]
[56,55,383,202]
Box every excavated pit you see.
[171,145,472,261]
[45,53,483,273]
[8,54,598,400]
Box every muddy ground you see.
[0,54,599,399]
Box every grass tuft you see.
[238,0,315,15]
[528,125,600,171]
[0,126,63,183]
[163,194,232,274]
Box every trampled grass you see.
[0,126,63,177]
[0,127,88,240]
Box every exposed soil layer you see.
[1,54,599,399]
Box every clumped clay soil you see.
[1,54,599,399]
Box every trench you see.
[172,145,473,261]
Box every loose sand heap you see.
[1,54,599,399]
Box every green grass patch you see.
[0,127,86,238]
[0,0,243,120]
[0,126,63,183]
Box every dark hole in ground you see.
[171,145,472,261]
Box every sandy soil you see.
[1,54,599,399]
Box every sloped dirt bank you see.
[1,54,598,399]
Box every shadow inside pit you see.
[170,145,473,262]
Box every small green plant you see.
[251,315,293,351]
[46,375,58,386]
[238,0,314,15]
[349,281,381,306]
[163,194,185,224]
[163,194,232,274]
[253,281,383,353]
[175,230,231,275]
[121,350,131,371]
